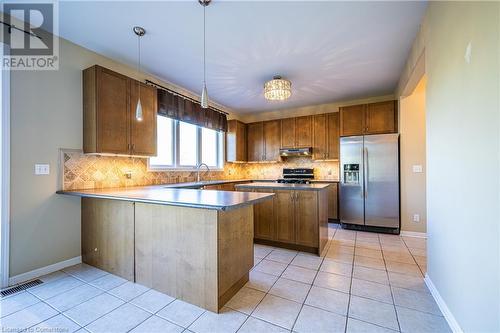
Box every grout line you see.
[343,228,357,333]
[289,225,337,332]
[380,233,402,332]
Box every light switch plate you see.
[412,165,423,173]
[35,164,50,175]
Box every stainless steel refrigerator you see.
[339,134,400,232]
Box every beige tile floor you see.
[0,224,450,333]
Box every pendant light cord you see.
[137,32,141,100]
[203,4,206,86]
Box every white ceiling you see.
[58,1,427,113]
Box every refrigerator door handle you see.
[364,147,369,198]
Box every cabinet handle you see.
[131,143,135,151]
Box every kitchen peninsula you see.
[57,186,274,313]
[235,182,330,256]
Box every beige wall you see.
[422,2,499,331]
[8,35,235,277]
[399,76,426,233]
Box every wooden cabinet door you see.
[81,198,135,280]
[130,81,157,156]
[326,183,338,220]
[226,120,247,162]
[254,189,276,240]
[274,190,295,244]
[313,114,327,160]
[340,104,365,137]
[263,120,281,161]
[326,113,339,159]
[295,191,319,248]
[247,122,264,161]
[365,101,397,134]
[295,116,313,147]
[281,118,295,148]
[96,67,130,154]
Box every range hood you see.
[279,147,313,157]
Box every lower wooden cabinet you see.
[254,189,276,240]
[326,183,338,220]
[275,190,296,244]
[295,190,319,247]
[248,188,328,255]
[81,198,134,281]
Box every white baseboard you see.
[424,274,463,333]
[8,256,82,286]
[400,230,427,238]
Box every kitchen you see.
[1,1,499,333]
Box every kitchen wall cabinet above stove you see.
[281,116,313,148]
[340,100,398,136]
[83,65,157,156]
[247,120,281,162]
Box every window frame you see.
[148,116,225,171]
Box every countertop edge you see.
[56,190,275,211]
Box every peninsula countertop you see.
[234,182,331,191]
[57,185,274,211]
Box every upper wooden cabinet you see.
[326,113,339,159]
[340,101,398,136]
[226,120,247,162]
[130,81,157,156]
[281,118,295,148]
[281,116,313,148]
[313,113,339,160]
[263,120,281,161]
[365,101,398,134]
[312,114,327,160]
[339,104,365,137]
[295,116,313,147]
[83,65,157,156]
[247,122,264,161]
[247,120,281,162]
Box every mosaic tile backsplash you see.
[62,150,339,190]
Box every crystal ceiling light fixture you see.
[199,0,210,108]
[264,75,292,101]
[133,26,145,121]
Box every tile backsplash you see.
[61,150,339,190]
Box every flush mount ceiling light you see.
[133,26,145,121]
[199,0,211,108]
[264,75,292,101]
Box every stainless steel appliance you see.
[279,147,312,157]
[277,168,314,184]
[340,134,400,233]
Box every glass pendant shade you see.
[264,76,292,101]
[201,83,209,108]
[135,99,143,121]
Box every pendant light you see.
[133,26,145,121]
[199,0,210,108]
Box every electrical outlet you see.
[413,214,420,223]
[412,165,423,173]
[34,164,50,175]
[328,169,332,176]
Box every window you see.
[149,115,224,170]
[149,116,174,166]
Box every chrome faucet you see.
[196,163,210,182]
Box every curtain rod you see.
[1,20,42,40]
[145,79,229,116]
